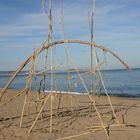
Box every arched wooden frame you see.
[0,39,131,98]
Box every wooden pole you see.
[28,93,51,133]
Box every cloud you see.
[0,13,47,37]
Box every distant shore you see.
[0,89,140,140]
[1,68,140,98]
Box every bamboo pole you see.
[92,43,120,125]
[0,39,131,99]
[50,94,53,133]
[20,92,28,127]
[67,52,109,138]
[60,0,74,114]
[56,128,103,140]
[28,93,51,133]
[20,52,36,127]
[0,88,26,107]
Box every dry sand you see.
[0,89,140,140]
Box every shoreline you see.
[3,88,140,99]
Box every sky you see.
[0,0,140,70]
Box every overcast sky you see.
[0,0,140,70]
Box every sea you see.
[0,68,140,98]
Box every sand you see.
[0,89,140,140]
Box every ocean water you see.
[0,68,140,98]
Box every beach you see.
[0,0,139,140]
[0,89,140,140]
